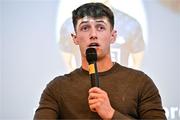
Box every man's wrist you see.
[104,108,115,120]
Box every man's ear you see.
[110,30,117,44]
[71,33,78,45]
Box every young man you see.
[59,0,145,71]
[34,2,166,119]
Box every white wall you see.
[0,0,2,117]
[0,0,179,119]
[0,0,66,119]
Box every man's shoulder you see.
[48,68,83,85]
[116,63,151,82]
[116,62,144,74]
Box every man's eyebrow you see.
[78,19,108,28]
[95,20,106,23]
[79,21,89,26]
[79,20,107,25]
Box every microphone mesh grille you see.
[86,48,97,64]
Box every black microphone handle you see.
[90,62,99,87]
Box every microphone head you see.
[86,48,97,64]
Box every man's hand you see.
[88,87,115,120]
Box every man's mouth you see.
[88,43,100,47]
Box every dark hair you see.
[72,2,114,31]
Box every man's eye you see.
[97,25,105,31]
[81,26,89,31]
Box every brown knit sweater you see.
[34,62,166,119]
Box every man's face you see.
[72,17,117,61]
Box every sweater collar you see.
[78,62,121,76]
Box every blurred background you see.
[0,0,180,119]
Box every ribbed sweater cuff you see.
[112,110,133,120]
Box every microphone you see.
[86,48,99,87]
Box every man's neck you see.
[82,56,114,72]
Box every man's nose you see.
[89,27,97,40]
